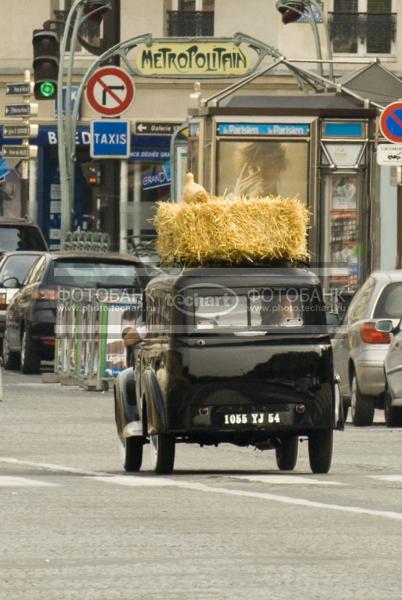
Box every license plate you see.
[223,412,283,426]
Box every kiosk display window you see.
[325,173,361,291]
[216,141,309,204]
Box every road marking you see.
[229,475,343,486]
[0,476,57,487]
[2,457,402,522]
[0,457,105,477]
[369,475,402,482]
[94,475,175,487]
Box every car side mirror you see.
[2,277,20,289]
[375,319,394,334]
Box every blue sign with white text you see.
[54,86,80,119]
[217,123,310,137]
[90,120,130,159]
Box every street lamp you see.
[276,0,333,80]
[57,0,112,246]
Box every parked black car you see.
[0,251,44,343]
[0,217,48,254]
[2,252,150,374]
[115,266,343,475]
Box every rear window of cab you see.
[146,285,326,335]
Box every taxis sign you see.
[135,41,251,78]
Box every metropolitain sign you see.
[135,41,251,77]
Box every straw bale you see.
[155,195,309,265]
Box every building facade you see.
[0,0,400,272]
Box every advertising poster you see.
[217,140,309,203]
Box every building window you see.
[165,0,214,37]
[329,0,396,55]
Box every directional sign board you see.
[5,103,38,117]
[377,143,402,166]
[380,102,402,144]
[2,145,38,159]
[86,67,135,117]
[135,121,181,135]
[3,124,39,139]
[6,82,32,96]
[90,120,130,159]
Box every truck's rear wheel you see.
[119,436,143,472]
[275,436,298,471]
[308,429,333,474]
[150,434,175,474]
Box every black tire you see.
[275,436,298,471]
[150,433,175,474]
[308,429,333,474]
[384,387,402,427]
[20,329,41,374]
[2,330,20,370]
[350,374,374,426]
[119,436,143,472]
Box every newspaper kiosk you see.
[173,91,380,309]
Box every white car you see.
[333,271,402,426]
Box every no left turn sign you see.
[86,66,135,117]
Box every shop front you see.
[0,125,174,252]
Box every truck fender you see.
[142,369,168,435]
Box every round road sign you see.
[380,101,402,144]
[86,66,135,117]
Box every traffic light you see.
[277,1,305,24]
[32,29,59,100]
[82,163,102,186]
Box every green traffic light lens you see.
[39,81,56,98]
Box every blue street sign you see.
[90,120,130,159]
[217,123,310,136]
[54,86,80,119]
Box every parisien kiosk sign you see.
[135,41,251,78]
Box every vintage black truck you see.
[114,266,343,474]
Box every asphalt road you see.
[1,370,402,600]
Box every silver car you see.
[376,318,402,427]
[333,271,402,426]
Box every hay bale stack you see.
[155,195,309,265]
